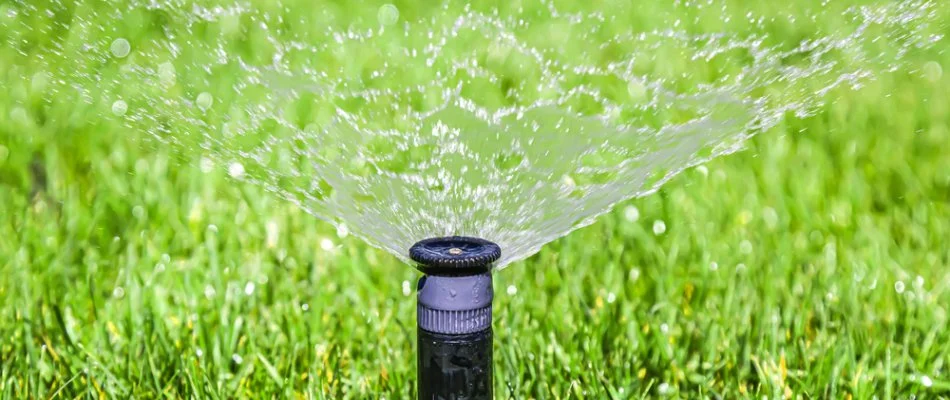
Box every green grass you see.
[2,0,950,398]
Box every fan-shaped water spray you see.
[5,0,943,267]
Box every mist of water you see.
[4,0,943,267]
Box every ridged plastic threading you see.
[418,303,492,334]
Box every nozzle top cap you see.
[409,236,501,275]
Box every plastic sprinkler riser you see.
[411,236,500,400]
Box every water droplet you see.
[739,240,753,254]
[207,224,218,233]
[244,282,255,296]
[894,281,905,294]
[195,348,203,358]
[913,275,925,290]
[200,157,214,173]
[301,303,310,311]
[132,205,146,220]
[629,268,641,281]
[31,72,49,93]
[228,162,245,178]
[506,285,517,295]
[377,4,399,26]
[696,165,709,177]
[657,382,672,395]
[920,375,933,388]
[110,38,130,58]
[652,220,667,235]
[111,100,128,116]
[560,174,576,188]
[336,224,349,238]
[231,354,243,365]
[606,292,616,303]
[660,323,670,334]
[204,285,216,299]
[623,205,640,222]
[265,220,279,249]
[402,280,411,296]
[158,62,176,85]
[112,287,125,299]
[709,261,719,271]
[196,92,214,111]
[320,238,335,251]
[9,107,29,125]
[923,61,942,83]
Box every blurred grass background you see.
[1,0,950,398]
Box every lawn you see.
[1,0,949,398]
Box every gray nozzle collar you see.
[417,273,493,334]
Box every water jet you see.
[411,236,500,399]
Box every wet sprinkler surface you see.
[410,236,502,274]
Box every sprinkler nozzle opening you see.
[409,236,501,274]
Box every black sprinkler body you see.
[411,236,500,400]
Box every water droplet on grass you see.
[336,224,349,238]
[623,205,640,222]
[923,61,942,83]
[112,287,125,299]
[158,62,176,84]
[629,268,641,281]
[266,220,279,248]
[739,240,753,254]
[709,261,719,271]
[31,72,49,92]
[320,238,335,251]
[111,100,128,116]
[301,303,310,311]
[402,280,411,296]
[652,220,667,235]
[244,282,255,295]
[606,292,616,303]
[228,162,245,178]
[195,349,203,358]
[377,4,399,26]
[920,375,933,388]
[231,354,243,365]
[196,92,214,111]
[506,285,517,295]
[110,38,130,58]
[204,285,216,299]
[200,157,214,173]
[894,281,905,294]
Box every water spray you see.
[410,236,501,400]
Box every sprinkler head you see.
[412,236,500,400]
[409,236,501,275]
